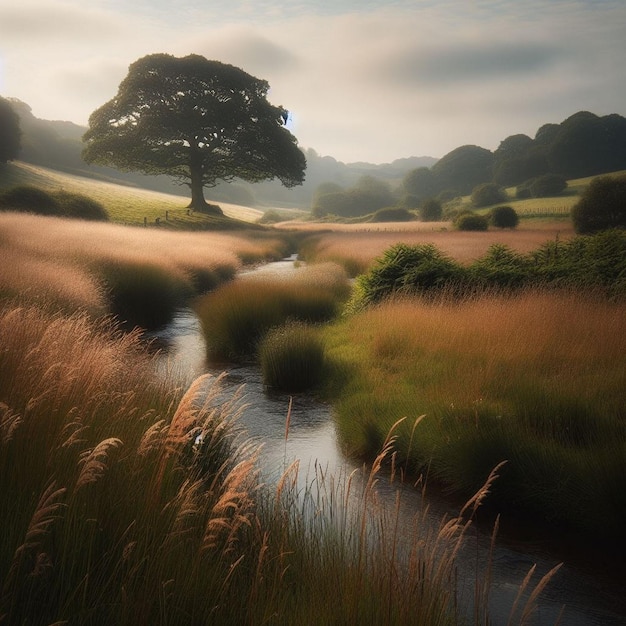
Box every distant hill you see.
[5,97,626,211]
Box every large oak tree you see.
[82,54,306,213]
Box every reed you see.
[0,301,562,624]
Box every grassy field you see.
[321,290,626,547]
[1,159,622,622]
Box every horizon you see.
[1,1,625,164]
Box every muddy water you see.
[152,258,625,626]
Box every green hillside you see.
[0,161,265,228]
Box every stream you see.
[152,256,625,626]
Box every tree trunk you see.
[188,158,223,215]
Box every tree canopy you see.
[0,96,21,163]
[82,53,306,213]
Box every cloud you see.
[380,41,563,86]
[2,0,626,162]
[187,28,302,77]
[0,1,125,43]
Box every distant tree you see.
[471,182,507,208]
[403,166,437,202]
[431,145,494,195]
[0,97,21,163]
[490,205,519,229]
[354,175,394,207]
[83,53,306,213]
[571,175,626,234]
[420,198,442,221]
[548,111,626,179]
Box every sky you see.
[1,0,625,164]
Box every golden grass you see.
[0,211,289,318]
[295,222,573,274]
[336,289,626,413]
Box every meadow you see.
[0,161,265,226]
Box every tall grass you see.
[0,301,558,624]
[323,289,626,543]
[297,223,573,276]
[0,211,290,328]
[259,321,326,392]
[195,262,350,362]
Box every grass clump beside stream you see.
[323,289,626,544]
[195,262,351,362]
[259,321,326,392]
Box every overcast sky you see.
[1,0,625,163]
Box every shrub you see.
[259,322,326,392]
[258,209,284,224]
[420,198,443,222]
[370,206,414,222]
[55,191,109,221]
[529,173,568,197]
[571,175,626,234]
[0,185,61,215]
[352,243,466,307]
[490,205,519,229]
[470,183,507,208]
[469,243,532,289]
[454,211,489,231]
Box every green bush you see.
[571,175,626,234]
[55,191,109,221]
[352,243,466,307]
[454,212,489,231]
[490,205,519,229]
[259,322,326,392]
[468,244,532,289]
[0,185,61,215]
[370,206,414,222]
[470,183,507,208]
